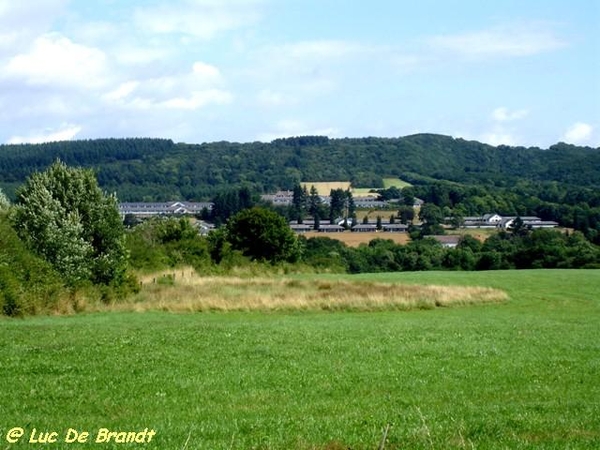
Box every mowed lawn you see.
[1,270,599,449]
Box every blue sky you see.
[0,0,598,147]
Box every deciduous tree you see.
[12,161,127,286]
[226,207,301,263]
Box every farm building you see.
[119,201,213,218]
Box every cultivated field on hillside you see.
[1,270,599,449]
[383,177,412,188]
[303,230,410,247]
[301,181,351,195]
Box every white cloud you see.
[280,40,370,61]
[257,120,340,142]
[103,81,140,102]
[161,89,233,110]
[134,0,263,40]
[8,123,82,144]
[480,132,518,147]
[0,1,68,52]
[102,61,231,111]
[192,62,223,84]
[562,122,593,145]
[4,33,108,89]
[492,107,529,122]
[256,89,288,107]
[429,23,566,59]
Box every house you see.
[119,201,213,218]
[353,195,389,209]
[318,224,345,233]
[260,190,294,205]
[290,224,311,233]
[462,214,558,230]
[463,213,503,228]
[430,235,461,248]
[500,217,559,230]
[352,224,378,232]
[382,224,409,233]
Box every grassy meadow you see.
[1,270,599,449]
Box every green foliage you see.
[126,217,212,272]
[300,228,600,274]
[11,161,128,286]
[328,188,354,223]
[0,213,65,315]
[0,187,9,210]
[211,186,255,224]
[0,134,599,203]
[226,207,302,263]
[302,237,348,271]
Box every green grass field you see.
[382,178,412,189]
[1,270,599,449]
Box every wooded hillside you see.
[0,134,598,201]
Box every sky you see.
[0,0,598,148]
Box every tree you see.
[308,185,322,230]
[346,189,356,220]
[292,183,307,223]
[508,216,530,237]
[0,187,9,211]
[329,188,347,223]
[226,207,301,263]
[211,186,256,224]
[418,203,445,236]
[12,160,127,286]
[397,205,415,224]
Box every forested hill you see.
[0,134,598,201]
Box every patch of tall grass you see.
[92,269,507,313]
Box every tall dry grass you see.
[94,270,508,313]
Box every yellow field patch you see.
[109,275,508,313]
[301,181,351,195]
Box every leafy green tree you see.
[226,207,301,263]
[127,217,211,271]
[457,234,483,253]
[302,237,348,271]
[377,186,401,201]
[401,187,416,206]
[419,203,443,225]
[397,205,415,224]
[419,203,445,236]
[12,160,127,286]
